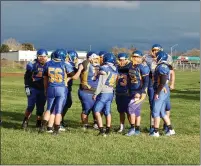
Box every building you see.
[1,50,87,62]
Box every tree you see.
[0,44,10,53]
[21,43,35,51]
[3,38,22,51]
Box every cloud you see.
[182,32,200,38]
[41,1,140,10]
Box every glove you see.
[25,86,31,96]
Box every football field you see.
[1,70,200,165]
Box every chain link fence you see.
[1,59,200,72]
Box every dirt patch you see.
[1,73,24,77]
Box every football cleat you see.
[93,123,99,130]
[134,130,140,135]
[165,129,176,136]
[59,125,66,132]
[125,128,135,136]
[150,132,160,137]
[21,121,28,129]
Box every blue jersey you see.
[128,62,150,95]
[100,64,118,88]
[24,59,46,90]
[116,62,131,94]
[66,61,77,91]
[80,60,100,90]
[144,55,157,88]
[153,63,170,91]
[43,60,74,87]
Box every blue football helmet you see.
[50,51,55,60]
[53,49,67,61]
[86,51,99,59]
[98,51,107,57]
[67,50,78,63]
[132,50,143,57]
[117,53,128,59]
[156,51,168,63]
[37,49,48,56]
[152,44,163,51]
[103,53,116,64]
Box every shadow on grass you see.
[171,89,200,101]
[1,110,82,130]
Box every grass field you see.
[1,70,200,165]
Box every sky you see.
[1,1,200,53]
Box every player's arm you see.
[24,62,33,96]
[169,65,175,90]
[140,65,150,94]
[70,64,84,80]
[155,74,168,95]
[93,70,107,100]
[43,64,48,96]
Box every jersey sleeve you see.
[65,62,74,74]
[26,62,34,71]
[158,64,170,75]
[140,63,150,77]
[99,66,107,75]
[43,62,49,77]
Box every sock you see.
[167,125,173,130]
[54,125,60,132]
[106,127,110,132]
[47,127,53,131]
[120,124,124,130]
[99,127,104,133]
[150,125,154,129]
[23,117,28,123]
[135,126,140,131]
[42,120,48,127]
[154,128,159,133]
[130,124,135,129]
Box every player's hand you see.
[25,86,31,96]
[154,94,159,100]
[135,93,141,98]
[92,95,97,100]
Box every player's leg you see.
[38,87,55,133]
[151,90,168,137]
[78,89,94,129]
[22,87,37,129]
[103,93,114,136]
[161,94,175,136]
[115,95,127,132]
[134,104,142,135]
[53,87,66,135]
[163,97,171,132]
[94,93,107,136]
[148,87,155,133]
[61,88,71,127]
[126,97,136,136]
[35,89,46,128]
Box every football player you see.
[60,50,79,128]
[93,53,118,136]
[115,53,131,133]
[21,49,48,129]
[126,50,150,136]
[150,51,175,137]
[38,49,79,135]
[78,51,100,130]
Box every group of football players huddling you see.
[21,44,176,137]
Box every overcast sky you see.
[1,1,200,52]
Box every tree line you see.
[0,38,200,56]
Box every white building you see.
[1,50,87,62]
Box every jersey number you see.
[109,74,117,87]
[48,68,63,83]
[118,74,127,86]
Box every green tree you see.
[0,44,10,53]
[21,43,35,51]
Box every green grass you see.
[1,71,200,165]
